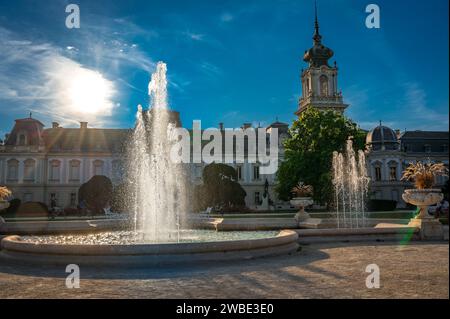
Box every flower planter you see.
[290,197,314,222]
[402,189,444,240]
[402,189,443,219]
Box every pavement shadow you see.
[0,246,331,280]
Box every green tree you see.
[276,108,366,206]
[194,163,246,211]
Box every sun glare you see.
[68,70,114,114]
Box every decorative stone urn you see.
[402,189,444,240]
[402,189,443,219]
[0,200,9,211]
[290,197,314,222]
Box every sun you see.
[68,70,114,114]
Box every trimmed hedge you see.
[368,199,397,211]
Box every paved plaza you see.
[0,241,447,299]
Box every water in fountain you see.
[332,139,370,228]
[127,61,188,242]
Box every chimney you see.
[242,123,252,129]
[219,122,224,131]
[80,122,88,129]
[52,122,59,129]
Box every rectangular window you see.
[24,193,33,202]
[389,166,397,181]
[375,167,382,181]
[69,162,80,181]
[253,166,260,180]
[237,166,242,180]
[93,161,104,176]
[254,192,261,205]
[7,164,18,180]
[70,193,77,207]
[50,161,60,181]
[24,161,35,181]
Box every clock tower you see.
[296,4,348,116]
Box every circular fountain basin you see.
[0,230,299,266]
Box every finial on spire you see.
[314,0,318,28]
[313,0,322,44]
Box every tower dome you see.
[366,123,399,151]
[303,2,334,67]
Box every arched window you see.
[24,159,36,181]
[93,160,104,176]
[49,160,61,181]
[388,161,398,181]
[69,160,81,181]
[7,159,19,181]
[373,161,382,181]
[319,75,329,97]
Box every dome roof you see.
[303,44,334,67]
[366,124,399,151]
[303,4,334,67]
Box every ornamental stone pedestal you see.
[0,200,9,211]
[290,197,314,222]
[402,189,444,240]
[0,201,9,231]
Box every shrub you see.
[78,175,113,215]
[194,163,247,212]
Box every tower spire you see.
[313,0,322,44]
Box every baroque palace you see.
[1,13,448,210]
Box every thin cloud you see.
[184,31,205,41]
[0,26,117,127]
[198,62,223,78]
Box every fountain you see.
[128,61,187,243]
[0,61,298,265]
[332,139,370,228]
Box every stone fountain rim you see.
[0,230,298,256]
[404,188,442,193]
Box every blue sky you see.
[0,0,448,137]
